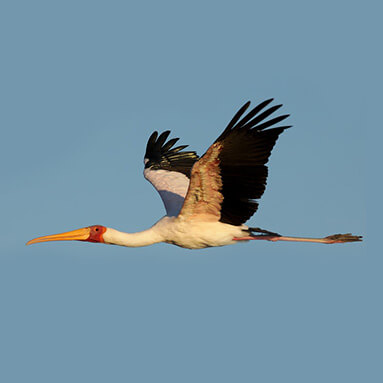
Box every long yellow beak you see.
[26,227,91,245]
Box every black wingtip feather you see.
[216,99,288,143]
[162,137,180,152]
[253,114,290,131]
[240,104,283,131]
[224,101,251,132]
[235,98,274,129]
[146,131,159,152]
[156,131,171,147]
[145,130,199,177]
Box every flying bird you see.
[27,99,362,249]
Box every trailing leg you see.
[233,232,362,244]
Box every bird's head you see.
[26,225,107,245]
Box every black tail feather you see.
[248,227,281,237]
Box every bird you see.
[27,99,362,249]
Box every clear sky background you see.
[0,0,378,382]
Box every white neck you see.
[103,227,163,247]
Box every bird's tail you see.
[248,227,281,237]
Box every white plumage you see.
[103,217,245,249]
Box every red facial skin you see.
[85,225,106,243]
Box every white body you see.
[103,216,248,249]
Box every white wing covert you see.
[144,131,199,217]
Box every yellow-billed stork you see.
[27,99,362,249]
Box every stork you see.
[27,99,362,249]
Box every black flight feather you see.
[214,100,290,226]
[145,131,199,178]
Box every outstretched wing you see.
[178,99,290,225]
[144,131,199,216]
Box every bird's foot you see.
[323,233,363,243]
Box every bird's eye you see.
[95,228,99,231]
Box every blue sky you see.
[0,0,378,382]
